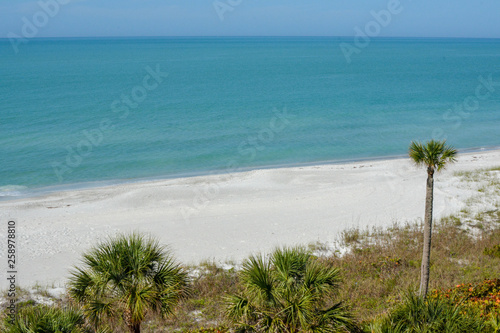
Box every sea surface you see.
[1,37,500,199]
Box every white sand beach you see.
[1,149,499,289]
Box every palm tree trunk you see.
[419,168,434,297]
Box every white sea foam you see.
[0,185,28,197]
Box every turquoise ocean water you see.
[1,37,500,199]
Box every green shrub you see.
[430,279,500,317]
[3,304,95,333]
[226,246,360,332]
[484,245,500,258]
[68,233,188,333]
[371,291,489,332]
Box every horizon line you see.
[1,35,500,41]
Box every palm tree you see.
[68,233,189,333]
[409,140,457,297]
[226,246,360,332]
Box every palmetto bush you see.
[226,247,360,332]
[68,233,188,333]
[371,291,489,333]
[3,304,103,333]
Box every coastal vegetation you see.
[1,165,499,332]
[225,247,359,332]
[4,304,97,333]
[68,233,189,333]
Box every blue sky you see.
[1,0,500,38]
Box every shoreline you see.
[2,145,500,203]
[1,148,499,288]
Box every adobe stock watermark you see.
[340,0,409,64]
[52,65,168,183]
[213,0,243,21]
[5,219,17,325]
[7,0,73,54]
[180,107,294,223]
[432,72,500,141]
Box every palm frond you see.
[315,302,359,332]
[84,299,116,328]
[241,254,276,305]
[5,304,90,333]
[67,232,188,331]
[272,246,310,287]
[226,247,360,332]
[409,141,426,166]
[378,291,487,332]
[304,259,341,297]
[226,294,255,322]
[409,140,457,172]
